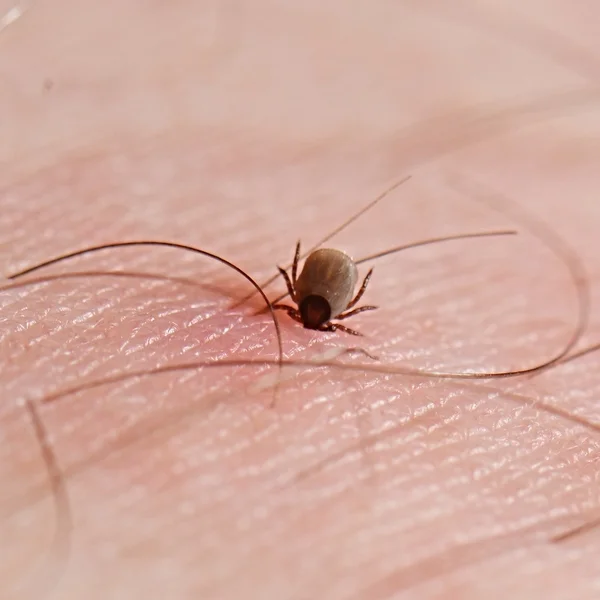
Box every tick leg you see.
[319,322,363,336]
[344,347,380,361]
[291,241,301,286]
[336,305,378,320]
[276,266,297,302]
[273,303,303,323]
[345,268,373,310]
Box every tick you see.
[273,242,376,336]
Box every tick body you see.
[274,243,377,336]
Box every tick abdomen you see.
[295,248,358,319]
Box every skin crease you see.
[2,0,600,599]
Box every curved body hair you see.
[295,249,358,322]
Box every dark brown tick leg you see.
[291,241,301,286]
[273,303,303,323]
[276,266,297,302]
[344,267,374,310]
[319,322,363,336]
[336,305,378,320]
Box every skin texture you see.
[1,1,600,599]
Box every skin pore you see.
[2,1,600,599]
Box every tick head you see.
[299,295,331,329]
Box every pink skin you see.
[2,2,600,599]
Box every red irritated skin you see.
[2,2,600,600]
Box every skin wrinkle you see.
[4,350,600,588]
[5,233,600,596]
[1,1,600,597]
[0,265,274,389]
[2,171,596,592]
[29,344,590,500]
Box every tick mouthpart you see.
[299,295,332,329]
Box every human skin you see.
[2,1,600,599]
